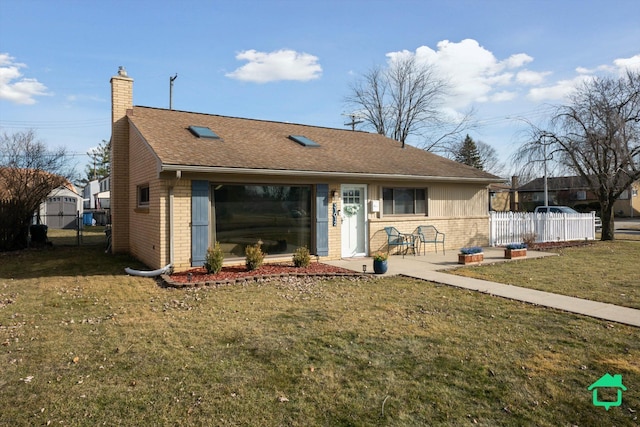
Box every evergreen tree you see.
[455,134,484,170]
[79,140,110,185]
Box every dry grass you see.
[450,240,640,309]
[45,226,108,247]
[0,245,638,426]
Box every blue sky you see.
[1,0,639,177]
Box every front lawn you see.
[0,246,638,426]
[450,240,640,309]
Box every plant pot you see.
[504,248,527,259]
[458,253,483,265]
[373,259,388,274]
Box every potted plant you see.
[372,251,388,274]
[458,246,484,265]
[504,243,527,259]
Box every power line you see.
[0,119,108,130]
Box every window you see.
[213,184,311,258]
[138,185,150,207]
[382,188,426,215]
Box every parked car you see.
[534,206,602,230]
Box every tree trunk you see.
[600,199,615,241]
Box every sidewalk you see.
[326,248,640,328]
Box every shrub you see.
[373,251,388,261]
[292,246,311,268]
[245,242,265,271]
[506,243,527,250]
[459,246,483,255]
[521,232,537,247]
[204,242,224,274]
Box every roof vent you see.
[188,126,220,139]
[289,135,320,147]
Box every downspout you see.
[169,170,182,267]
[169,186,174,266]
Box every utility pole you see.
[169,74,178,110]
[343,113,363,131]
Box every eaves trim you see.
[160,164,501,184]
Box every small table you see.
[399,232,418,256]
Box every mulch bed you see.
[527,241,593,251]
[162,262,362,288]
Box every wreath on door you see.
[343,204,360,217]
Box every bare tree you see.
[476,140,505,176]
[345,55,474,150]
[513,71,640,240]
[0,130,72,250]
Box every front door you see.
[341,185,366,257]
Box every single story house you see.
[109,67,501,271]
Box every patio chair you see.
[416,225,445,255]
[384,226,416,258]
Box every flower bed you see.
[163,262,361,287]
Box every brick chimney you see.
[110,66,133,253]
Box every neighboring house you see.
[614,181,639,218]
[82,177,111,226]
[518,175,639,216]
[82,180,100,209]
[38,182,83,229]
[109,67,501,271]
[518,176,598,212]
[97,176,111,209]
[488,177,520,212]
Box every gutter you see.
[160,164,501,184]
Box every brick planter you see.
[504,248,527,259]
[458,253,484,265]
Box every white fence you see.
[490,211,597,246]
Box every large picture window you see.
[213,184,311,258]
[382,188,426,215]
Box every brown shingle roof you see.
[128,106,500,182]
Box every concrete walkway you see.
[327,247,640,328]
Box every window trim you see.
[382,187,427,216]
[137,184,150,208]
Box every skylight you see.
[188,126,220,139]
[289,135,320,147]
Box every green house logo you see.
[588,373,627,410]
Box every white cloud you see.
[489,91,518,102]
[387,39,539,109]
[516,70,551,85]
[226,49,322,83]
[528,54,640,102]
[614,54,640,73]
[0,53,49,104]
[381,41,640,109]
[527,75,593,102]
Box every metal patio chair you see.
[416,225,445,255]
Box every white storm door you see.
[341,185,366,257]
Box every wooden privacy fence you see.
[0,198,24,251]
[490,211,597,246]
